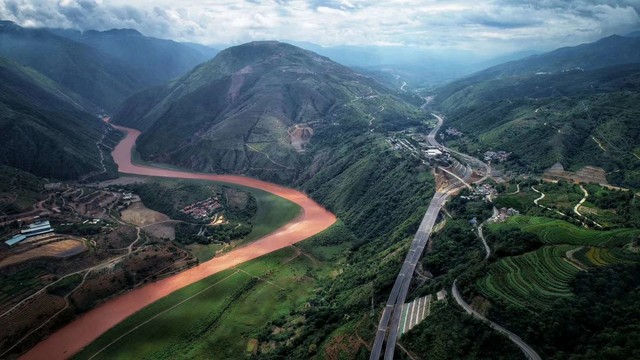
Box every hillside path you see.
[452,281,541,360]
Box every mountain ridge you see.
[112,41,425,182]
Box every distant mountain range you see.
[48,27,217,88]
[0,21,215,111]
[285,42,540,91]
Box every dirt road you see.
[22,125,336,360]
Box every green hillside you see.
[0,56,117,180]
[433,54,640,188]
[113,41,425,183]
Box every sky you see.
[1,0,640,56]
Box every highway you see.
[370,112,492,360]
[370,189,453,360]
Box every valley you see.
[16,123,336,359]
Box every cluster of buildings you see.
[475,183,498,197]
[483,150,511,163]
[444,127,463,137]
[4,220,54,246]
[387,130,453,166]
[180,197,222,219]
[493,207,520,222]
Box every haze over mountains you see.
[0,21,215,111]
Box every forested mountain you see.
[0,21,211,111]
[49,28,211,86]
[0,56,116,180]
[433,36,640,188]
[113,41,425,183]
[0,20,149,110]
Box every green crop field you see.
[490,216,640,247]
[73,225,347,360]
[478,245,581,309]
[573,247,639,267]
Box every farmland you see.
[573,247,637,267]
[73,224,349,360]
[478,189,640,311]
[488,216,640,247]
[477,245,580,309]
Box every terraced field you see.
[478,246,581,309]
[574,247,638,267]
[491,216,640,247]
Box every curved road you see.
[452,281,541,360]
[428,114,491,184]
[22,125,336,360]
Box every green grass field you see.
[536,182,583,212]
[489,216,640,247]
[73,224,348,360]
[478,245,581,309]
[189,181,301,262]
[493,186,539,212]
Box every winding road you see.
[452,281,541,360]
[21,125,336,360]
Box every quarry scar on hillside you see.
[22,125,337,360]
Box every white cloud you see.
[1,0,639,55]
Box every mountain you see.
[113,41,425,183]
[432,35,640,188]
[451,35,640,87]
[0,56,117,180]
[48,28,211,86]
[0,20,153,111]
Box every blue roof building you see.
[5,234,27,246]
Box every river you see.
[21,125,336,360]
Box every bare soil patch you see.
[544,163,609,185]
[143,223,175,240]
[0,239,86,268]
[121,202,169,227]
[289,124,314,152]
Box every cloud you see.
[1,0,639,56]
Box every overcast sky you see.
[2,0,640,56]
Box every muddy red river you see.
[22,125,336,359]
